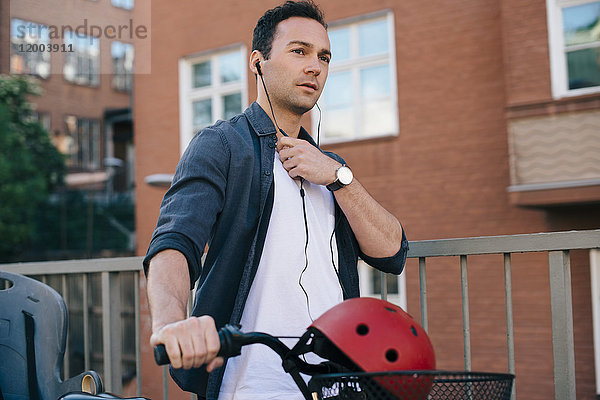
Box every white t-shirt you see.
[218,156,344,400]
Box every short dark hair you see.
[252,1,327,60]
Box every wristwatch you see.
[326,164,353,191]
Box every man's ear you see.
[249,50,263,76]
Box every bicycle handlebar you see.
[154,324,338,375]
[154,324,290,365]
[153,325,357,400]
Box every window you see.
[10,19,51,78]
[112,41,134,91]
[64,116,101,170]
[63,31,99,86]
[547,0,600,98]
[112,0,134,10]
[315,12,398,143]
[179,47,248,151]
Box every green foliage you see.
[0,75,65,260]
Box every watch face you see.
[338,166,353,185]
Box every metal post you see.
[62,274,70,379]
[380,271,388,301]
[504,253,516,400]
[548,250,576,400]
[83,273,90,371]
[419,257,428,332]
[102,271,123,394]
[135,271,142,395]
[460,255,471,371]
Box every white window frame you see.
[178,45,248,153]
[546,0,600,99]
[358,260,407,310]
[313,11,399,144]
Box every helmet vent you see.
[385,349,398,362]
[356,324,369,336]
[384,307,397,313]
[411,326,418,337]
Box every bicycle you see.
[153,298,514,400]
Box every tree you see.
[0,75,65,260]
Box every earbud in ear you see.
[255,61,262,76]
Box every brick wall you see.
[500,0,552,106]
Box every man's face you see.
[262,17,331,115]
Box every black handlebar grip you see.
[154,343,170,365]
[153,328,233,366]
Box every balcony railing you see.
[1,230,600,400]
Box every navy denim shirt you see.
[143,102,409,399]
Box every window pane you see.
[77,120,85,166]
[193,61,211,88]
[65,115,78,167]
[89,121,100,169]
[329,27,351,62]
[362,99,395,136]
[63,31,99,86]
[322,70,353,107]
[193,98,212,128]
[112,0,133,9]
[359,19,389,57]
[360,64,391,99]
[10,19,50,78]
[112,41,134,91]
[563,2,600,47]
[219,50,242,83]
[323,107,354,139]
[322,71,353,139]
[361,64,394,135]
[566,47,600,89]
[222,92,241,120]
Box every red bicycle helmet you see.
[304,297,436,400]
[310,297,435,372]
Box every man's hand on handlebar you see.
[150,315,224,372]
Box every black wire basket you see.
[308,371,514,400]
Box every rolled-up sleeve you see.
[359,228,409,275]
[143,128,230,287]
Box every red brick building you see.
[1,0,138,193]
[134,0,600,399]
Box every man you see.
[144,1,408,399]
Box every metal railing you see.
[404,229,600,400]
[1,230,599,400]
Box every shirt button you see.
[264,171,271,176]
[268,143,274,149]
